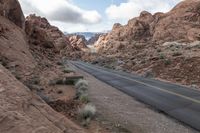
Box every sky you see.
[18,0,183,33]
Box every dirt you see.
[71,63,198,133]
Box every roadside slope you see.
[0,64,85,133]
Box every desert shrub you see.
[172,52,182,57]
[55,79,64,85]
[63,78,77,85]
[157,49,161,52]
[159,53,165,59]
[76,89,86,99]
[78,85,88,92]
[49,79,61,86]
[56,61,63,65]
[49,76,83,86]
[75,79,89,89]
[164,59,171,66]
[78,104,96,126]
[75,86,88,99]
[63,68,74,73]
[143,70,154,78]
[79,94,90,103]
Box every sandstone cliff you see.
[86,0,200,88]
[25,14,73,52]
[67,34,88,50]
[0,1,86,133]
[96,0,200,52]
[0,0,25,28]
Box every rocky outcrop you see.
[96,0,200,52]
[0,0,25,28]
[153,0,200,43]
[0,2,86,133]
[25,14,72,51]
[88,33,102,45]
[0,15,36,80]
[68,35,88,50]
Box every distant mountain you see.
[64,32,105,40]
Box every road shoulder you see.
[72,63,198,133]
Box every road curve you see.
[72,61,200,131]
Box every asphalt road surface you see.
[72,61,200,131]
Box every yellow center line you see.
[80,62,200,104]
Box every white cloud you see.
[106,0,183,20]
[18,0,102,24]
[50,21,88,33]
[50,20,113,33]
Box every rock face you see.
[0,0,25,28]
[96,0,200,51]
[25,14,72,51]
[0,2,86,133]
[88,33,102,45]
[153,0,200,43]
[85,0,200,88]
[0,15,36,79]
[68,35,88,50]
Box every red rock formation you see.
[0,15,36,80]
[153,0,200,43]
[0,0,25,28]
[0,2,86,133]
[86,0,200,88]
[67,34,88,50]
[25,14,72,51]
[96,0,200,51]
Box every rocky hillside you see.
[0,0,87,133]
[0,1,35,81]
[67,34,88,50]
[25,14,73,52]
[96,0,200,51]
[86,0,200,88]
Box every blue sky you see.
[18,0,182,33]
[72,0,123,11]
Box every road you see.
[72,61,200,131]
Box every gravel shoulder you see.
[71,63,198,133]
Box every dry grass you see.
[78,104,96,126]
